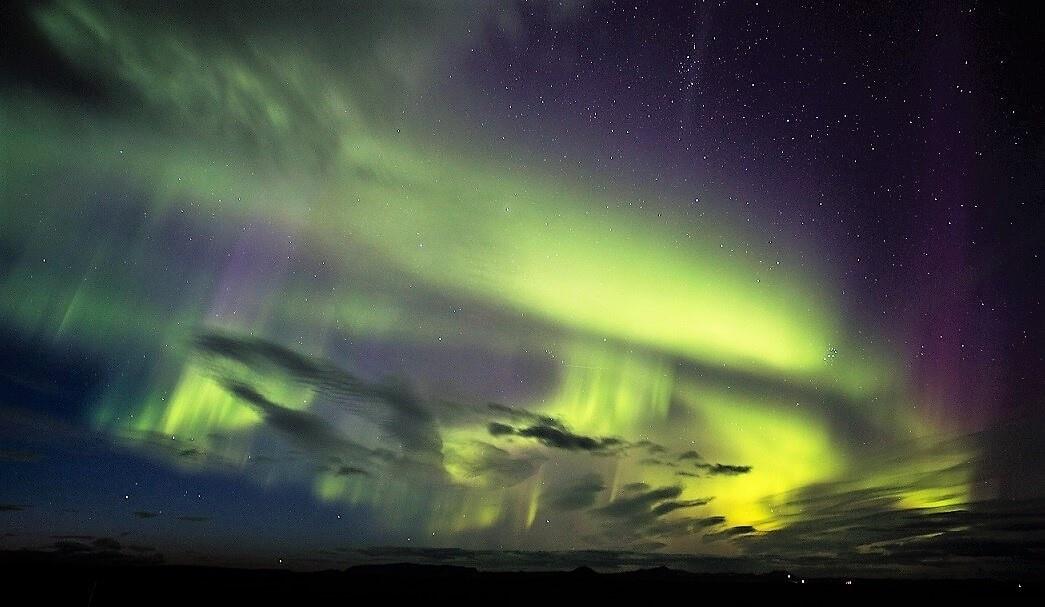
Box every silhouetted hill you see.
[0,551,1036,605]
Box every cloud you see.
[731,467,1045,577]
[177,516,210,523]
[221,380,381,470]
[633,440,668,454]
[597,486,683,519]
[644,445,667,455]
[725,525,758,536]
[651,498,713,517]
[515,425,622,452]
[484,407,633,454]
[639,458,676,467]
[703,525,759,543]
[24,534,164,564]
[485,403,569,433]
[646,515,726,538]
[196,333,443,462]
[677,450,701,460]
[444,441,545,488]
[544,474,606,511]
[487,422,515,436]
[592,484,720,545]
[197,334,715,492]
[694,463,752,476]
[132,511,161,519]
[0,504,29,512]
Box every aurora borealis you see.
[2,0,1043,578]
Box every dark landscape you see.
[1,555,1036,603]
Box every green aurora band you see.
[0,1,973,553]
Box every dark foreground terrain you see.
[1,553,1036,604]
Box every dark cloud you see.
[486,403,568,433]
[544,474,605,511]
[516,425,622,452]
[725,525,757,536]
[733,473,1045,577]
[703,525,759,543]
[486,422,515,436]
[677,450,701,460]
[646,515,726,538]
[694,463,752,476]
[49,535,127,554]
[639,458,676,467]
[597,486,683,519]
[0,504,29,512]
[447,441,545,487]
[633,439,669,454]
[198,335,701,494]
[651,498,713,517]
[484,406,633,455]
[222,380,380,468]
[196,333,442,462]
[675,471,700,478]
[672,356,902,452]
[132,511,161,519]
[28,534,164,564]
[177,516,210,523]
[593,484,721,546]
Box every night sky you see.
[1,0,1043,578]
